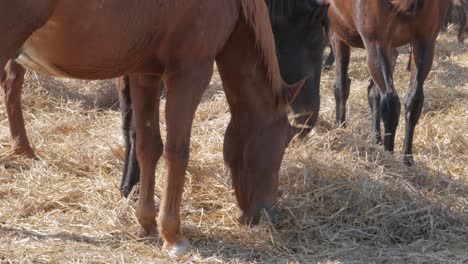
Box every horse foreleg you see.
[456,3,466,43]
[117,76,140,198]
[130,74,163,239]
[402,40,435,165]
[323,45,335,70]
[1,60,35,158]
[365,41,401,152]
[158,61,212,256]
[366,79,382,145]
[331,37,351,128]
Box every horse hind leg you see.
[116,76,140,198]
[130,74,163,239]
[0,1,56,69]
[1,60,36,158]
[158,61,213,256]
[367,79,382,144]
[331,37,351,128]
[456,3,466,43]
[323,45,335,70]
[402,40,435,165]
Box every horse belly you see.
[17,2,162,79]
[18,29,142,79]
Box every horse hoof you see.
[400,155,415,166]
[164,237,189,257]
[137,225,159,241]
[13,147,37,159]
[120,186,132,198]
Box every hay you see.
[0,30,467,263]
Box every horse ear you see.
[279,79,305,107]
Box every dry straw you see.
[0,30,466,263]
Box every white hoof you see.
[165,238,190,257]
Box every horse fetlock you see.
[136,205,157,236]
[380,92,401,125]
[159,221,188,256]
[137,225,158,240]
[400,154,415,166]
[383,135,396,152]
[12,143,36,159]
[158,213,182,240]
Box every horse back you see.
[329,0,450,48]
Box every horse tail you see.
[239,0,282,96]
[389,0,424,15]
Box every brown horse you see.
[0,0,306,255]
[448,0,467,43]
[328,0,450,165]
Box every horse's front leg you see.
[130,74,163,239]
[364,41,401,152]
[456,2,466,43]
[330,34,351,128]
[158,61,213,256]
[402,40,435,165]
[1,60,35,158]
[366,48,400,145]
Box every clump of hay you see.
[0,31,466,263]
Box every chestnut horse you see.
[0,0,306,255]
[119,0,330,198]
[328,0,450,165]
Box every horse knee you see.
[136,135,163,164]
[165,141,189,166]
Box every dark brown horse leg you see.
[1,60,36,158]
[323,45,335,70]
[158,62,212,255]
[130,74,162,239]
[365,42,401,152]
[457,3,466,43]
[331,37,351,128]
[442,3,453,31]
[366,48,399,145]
[116,76,140,197]
[402,40,435,165]
[367,80,382,144]
[406,46,413,72]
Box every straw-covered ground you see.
[0,30,466,263]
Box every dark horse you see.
[118,0,330,197]
[0,0,308,255]
[266,0,329,137]
[328,0,450,165]
[443,0,467,43]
